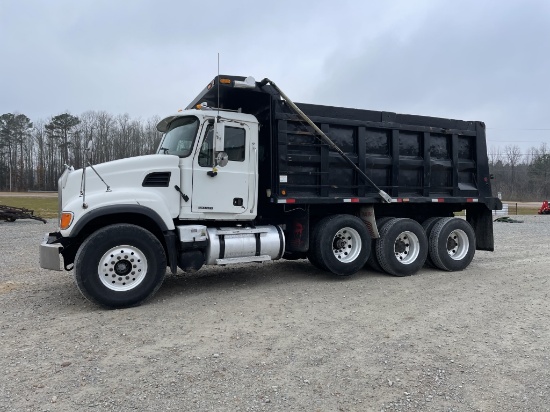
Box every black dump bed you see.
[187,75,501,212]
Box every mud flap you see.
[284,209,309,252]
[163,231,179,274]
[466,205,494,251]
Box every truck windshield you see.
[157,116,199,157]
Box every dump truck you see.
[40,75,502,308]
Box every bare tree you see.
[488,145,503,167]
[504,145,522,184]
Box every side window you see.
[225,127,246,162]
[198,126,214,167]
[197,125,246,167]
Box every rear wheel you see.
[307,216,333,271]
[74,224,167,308]
[309,214,371,276]
[421,217,441,268]
[307,251,327,270]
[429,218,476,271]
[365,217,394,272]
[376,218,428,276]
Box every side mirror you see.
[214,121,225,152]
[216,151,229,167]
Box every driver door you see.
[191,123,250,214]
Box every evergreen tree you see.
[45,113,81,164]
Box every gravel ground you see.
[1,216,549,412]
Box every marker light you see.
[233,76,256,89]
[60,212,74,230]
[219,78,231,84]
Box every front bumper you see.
[39,233,63,271]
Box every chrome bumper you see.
[40,233,63,271]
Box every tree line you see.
[0,111,163,192]
[0,110,549,201]
[489,144,550,201]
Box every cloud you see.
[310,1,550,150]
[0,0,548,151]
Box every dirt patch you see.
[0,281,20,294]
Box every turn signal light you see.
[60,212,74,230]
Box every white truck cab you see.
[40,102,280,309]
[157,109,259,220]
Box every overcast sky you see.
[1,0,549,155]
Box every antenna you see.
[217,53,220,114]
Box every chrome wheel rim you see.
[446,229,469,260]
[332,227,362,263]
[98,245,148,291]
[393,231,420,265]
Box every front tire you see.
[309,215,371,276]
[376,218,428,276]
[74,224,167,308]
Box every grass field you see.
[0,196,58,219]
[510,206,539,215]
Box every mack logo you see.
[198,206,214,210]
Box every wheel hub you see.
[98,245,148,291]
[334,238,347,250]
[446,237,458,252]
[114,260,131,275]
[332,227,362,263]
[446,229,469,260]
[393,231,419,265]
[395,239,407,254]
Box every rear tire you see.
[309,214,371,276]
[421,217,441,268]
[429,217,476,271]
[376,218,428,276]
[74,224,167,308]
[307,216,334,271]
[365,217,394,272]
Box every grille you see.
[142,172,171,187]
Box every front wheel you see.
[309,215,371,276]
[74,224,167,308]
